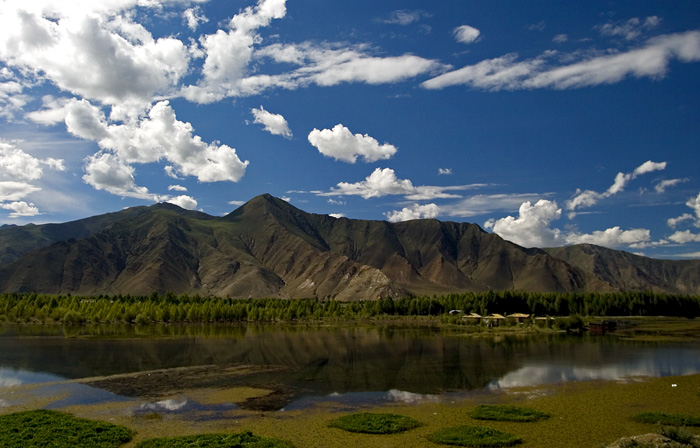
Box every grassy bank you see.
[4,373,698,448]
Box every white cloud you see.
[484,200,564,248]
[667,213,694,229]
[62,99,249,186]
[596,16,661,41]
[168,185,187,192]
[567,227,651,247]
[0,201,40,218]
[251,106,292,138]
[167,195,197,210]
[321,167,481,200]
[385,203,440,223]
[566,160,666,211]
[329,213,345,219]
[247,42,447,95]
[484,198,653,249]
[655,178,688,193]
[668,230,700,244]
[553,34,568,44]
[382,10,430,26]
[82,152,156,200]
[0,2,190,109]
[453,25,481,44]
[0,140,65,181]
[422,31,700,91]
[667,192,700,230]
[308,124,397,163]
[439,193,549,218]
[0,181,40,201]
[183,7,208,31]
[438,168,452,175]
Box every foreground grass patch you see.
[0,409,133,448]
[328,412,422,434]
[632,412,700,427]
[135,431,294,448]
[427,425,522,447]
[469,405,550,423]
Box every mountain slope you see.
[0,194,696,298]
[545,244,700,294]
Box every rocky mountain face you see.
[0,194,697,299]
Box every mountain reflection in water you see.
[1,324,699,408]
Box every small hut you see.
[484,313,506,327]
[508,313,531,324]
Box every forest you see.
[1,290,699,325]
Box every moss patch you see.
[0,409,133,448]
[469,405,550,423]
[427,425,522,447]
[328,412,422,434]
[632,412,700,427]
[135,431,294,448]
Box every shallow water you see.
[1,324,699,412]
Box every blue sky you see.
[1,0,699,259]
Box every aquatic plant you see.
[469,405,550,422]
[0,409,133,448]
[135,431,294,448]
[633,412,700,427]
[427,425,522,447]
[328,412,422,434]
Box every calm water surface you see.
[1,324,699,411]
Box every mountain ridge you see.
[0,194,697,298]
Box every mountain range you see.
[0,194,698,299]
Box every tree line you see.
[0,290,699,325]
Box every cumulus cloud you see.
[183,7,208,31]
[667,192,700,231]
[484,200,564,248]
[566,160,666,212]
[321,167,482,200]
[0,181,40,202]
[0,201,40,218]
[82,152,155,200]
[167,195,197,210]
[0,1,190,109]
[0,140,65,181]
[453,25,481,44]
[438,168,452,175]
[422,31,700,91]
[61,99,249,192]
[308,124,397,163]
[251,106,292,138]
[668,230,700,244]
[168,185,187,192]
[385,203,440,223]
[484,199,653,249]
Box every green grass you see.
[328,412,422,434]
[135,431,294,448]
[469,405,550,422]
[427,425,522,447]
[0,409,133,448]
[632,412,700,427]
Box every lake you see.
[2,324,700,413]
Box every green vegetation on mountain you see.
[0,194,698,299]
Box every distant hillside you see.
[0,194,697,298]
